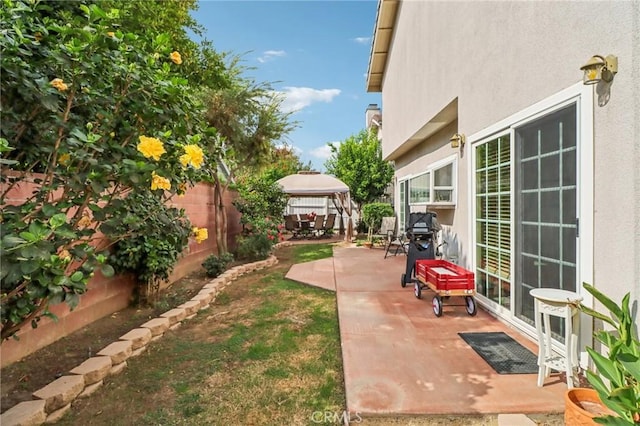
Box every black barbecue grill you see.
[401,212,439,287]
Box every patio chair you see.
[372,217,396,242]
[311,214,325,238]
[384,230,407,259]
[284,214,301,239]
[317,213,336,238]
[373,216,407,258]
[297,215,312,238]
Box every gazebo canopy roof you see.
[276,172,349,196]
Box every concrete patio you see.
[285,243,568,420]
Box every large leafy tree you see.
[242,145,312,186]
[0,0,298,340]
[205,59,297,170]
[103,0,231,90]
[203,59,298,252]
[324,128,394,213]
[0,0,220,339]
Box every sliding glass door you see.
[514,103,578,339]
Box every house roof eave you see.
[366,0,400,93]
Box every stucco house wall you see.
[372,0,639,353]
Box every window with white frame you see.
[409,172,430,204]
[433,162,454,202]
[405,156,457,206]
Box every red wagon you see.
[414,259,477,317]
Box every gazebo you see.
[276,171,354,241]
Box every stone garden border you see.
[2,244,292,426]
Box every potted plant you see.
[565,283,640,425]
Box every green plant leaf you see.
[54,227,77,239]
[582,283,623,321]
[42,204,58,216]
[101,264,115,278]
[593,414,635,426]
[609,386,638,411]
[65,293,80,310]
[70,271,84,282]
[1,235,27,248]
[18,231,37,242]
[48,213,67,228]
[88,4,107,19]
[588,347,625,386]
[619,354,640,382]
[19,261,40,274]
[49,292,64,305]
[20,245,51,260]
[40,94,60,112]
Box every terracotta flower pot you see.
[564,388,612,426]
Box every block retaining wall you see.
[0,244,291,426]
[1,179,242,367]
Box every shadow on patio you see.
[286,244,568,418]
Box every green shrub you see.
[105,192,193,299]
[202,252,234,278]
[233,178,288,227]
[236,234,272,261]
[0,0,216,339]
[361,203,394,232]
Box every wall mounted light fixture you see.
[450,133,465,149]
[580,54,618,85]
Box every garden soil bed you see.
[0,268,215,414]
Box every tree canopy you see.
[324,129,394,211]
[0,0,297,339]
[204,58,298,172]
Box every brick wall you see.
[1,180,241,367]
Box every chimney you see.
[365,104,381,130]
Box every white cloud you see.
[353,36,371,44]
[257,50,286,63]
[279,87,341,113]
[311,141,341,159]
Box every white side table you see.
[529,288,583,388]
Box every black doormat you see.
[458,332,539,374]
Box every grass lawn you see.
[56,243,343,425]
[5,241,564,425]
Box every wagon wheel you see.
[401,273,407,288]
[414,281,422,299]
[432,295,443,317]
[465,296,477,316]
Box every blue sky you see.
[190,0,381,171]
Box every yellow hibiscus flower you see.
[58,153,71,166]
[170,51,182,65]
[193,227,208,244]
[50,78,68,92]
[58,249,71,261]
[77,214,92,228]
[179,144,204,169]
[137,136,166,161]
[151,172,171,191]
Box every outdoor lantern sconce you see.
[450,133,465,150]
[580,54,618,85]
